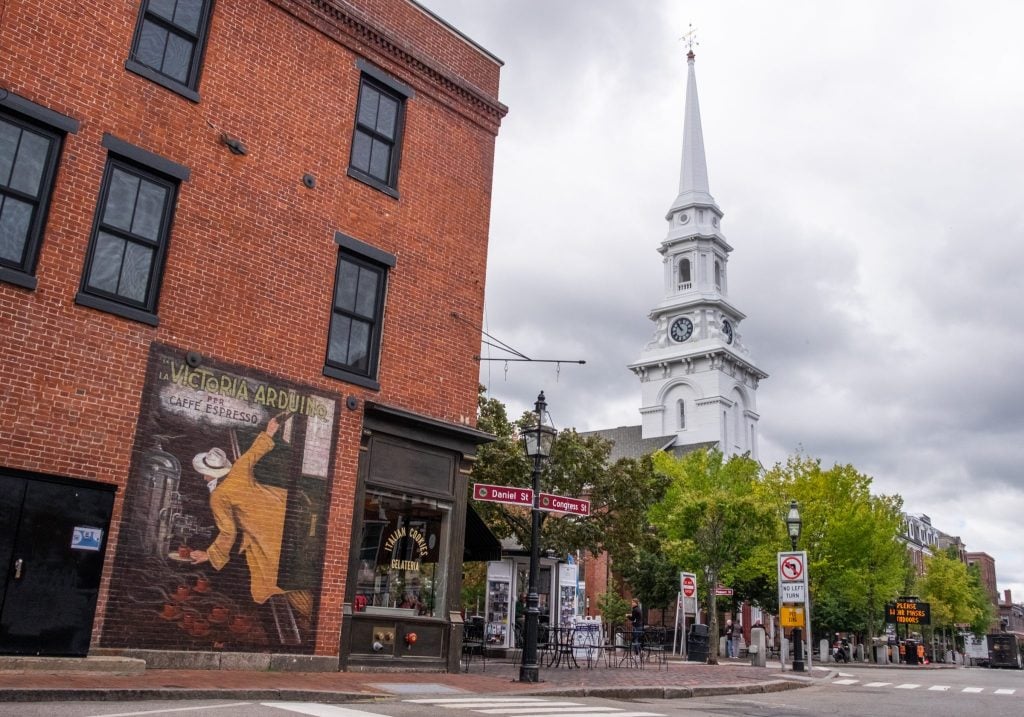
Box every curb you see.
[0,688,376,704]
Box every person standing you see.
[725,619,735,658]
[628,598,643,654]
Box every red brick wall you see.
[0,0,503,657]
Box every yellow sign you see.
[780,605,805,628]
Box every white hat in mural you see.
[192,447,232,479]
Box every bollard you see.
[750,627,767,667]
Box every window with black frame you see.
[354,491,448,617]
[126,0,214,101]
[348,69,410,197]
[78,155,179,324]
[0,111,62,286]
[324,233,394,389]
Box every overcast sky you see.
[421,0,1024,601]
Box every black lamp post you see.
[786,499,805,672]
[518,391,557,683]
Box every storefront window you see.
[354,491,448,617]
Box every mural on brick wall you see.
[102,344,338,653]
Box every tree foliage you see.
[915,551,995,638]
[472,389,668,564]
[760,455,910,641]
[647,448,778,663]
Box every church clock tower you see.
[628,49,767,459]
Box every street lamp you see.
[786,499,802,552]
[785,499,805,672]
[518,391,557,683]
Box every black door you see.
[0,474,115,656]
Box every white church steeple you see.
[628,47,768,459]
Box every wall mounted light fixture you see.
[220,133,248,156]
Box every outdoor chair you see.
[461,620,486,672]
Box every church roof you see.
[581,425,718,462]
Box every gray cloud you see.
[425,0,1024,600]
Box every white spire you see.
[669,50,718,214]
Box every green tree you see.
[472,389,667,566]
[620,548,681,626]
[648,448,778,663]
[761,455,909,643]
[915,551,995,647]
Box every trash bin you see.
[905,640,918,665]
[687,623,709,662]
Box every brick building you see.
[0,0,504,670]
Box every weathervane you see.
[680,24,698,54]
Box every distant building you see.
[966,552,999,607]
[901,513,940,574]
[999,590,1024,636]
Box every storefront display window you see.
[354,491,448,617]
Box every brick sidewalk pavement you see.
[0,657,823,703]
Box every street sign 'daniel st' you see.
[472,483,533,507]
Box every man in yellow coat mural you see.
[190,413,312,624]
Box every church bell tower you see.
[628,47,767,459]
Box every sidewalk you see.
[0,656,827,703]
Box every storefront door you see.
[0,474,115,656]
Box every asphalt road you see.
[0,666,1021,717]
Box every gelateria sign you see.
[383,526,429,571]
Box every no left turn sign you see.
[780,555,804,581]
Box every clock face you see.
[670,317,693,343]
[721,319,734,344]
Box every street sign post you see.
[714,585,734,596]
[777,550,811,671]
[472,483,534,507]
[537,492,590,516]
[675,572,699,658]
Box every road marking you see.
[832,679,859,685]
[431,704,585,711]
[927,685,950,691]
[474,709,620,715]
[864,682,891,687]
[894,683,920,689]
[404,697,664,717]
[994,688,1016,695]
[265,705,389,716]
[961,687,984,693]
[405,699,550,704]
[89,703,253,717]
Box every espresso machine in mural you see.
[102,345,340,654]
[135,436,215,561]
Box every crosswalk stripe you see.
[435,704,584,711]
[402,698,664,717]
[962,687,984,693]
[894,684,920,689]
[928,686,950,691]
[406,699,549,704]
[264,704,388,716]
[864,682,891,687]
[832,679,859,685]
[994,689,1016,695]
[473,709,619,715]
